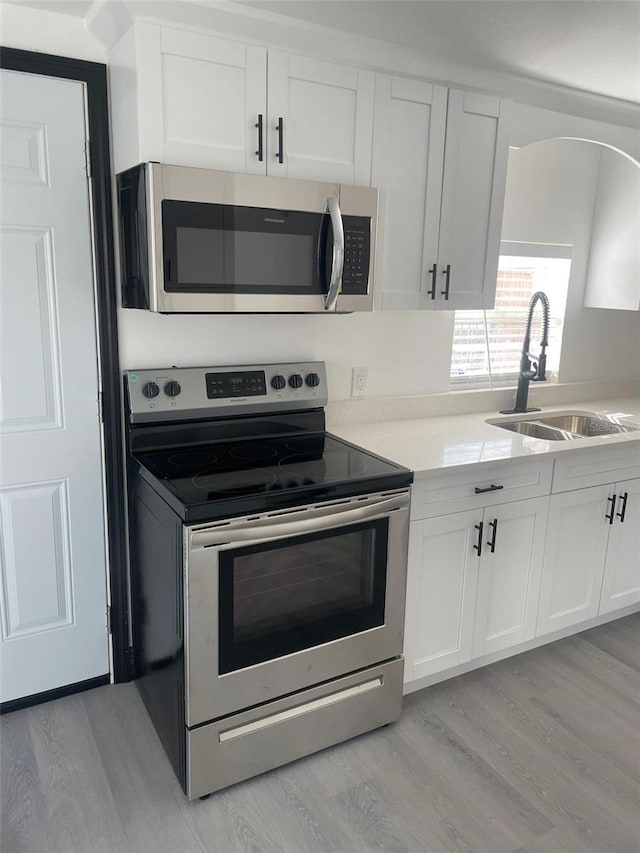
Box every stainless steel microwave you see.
[117,163,378,313]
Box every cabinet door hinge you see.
[84,140,92,178]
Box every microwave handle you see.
[323,196,345,312]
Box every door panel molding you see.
[0,48,129,685]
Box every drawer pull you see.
[474,484,504,494]
[605,494,617,525]
[473,521,483,556]
[616,492,628,523]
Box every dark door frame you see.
[0,47,131,698]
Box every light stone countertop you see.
[328,395,640,479]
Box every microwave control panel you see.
[341,216,371,296]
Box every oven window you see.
[218,519,388,674]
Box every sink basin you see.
[494,420,579,441]
[487,411,639,441]
[533,414,637,437]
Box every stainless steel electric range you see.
[124,361,412,799]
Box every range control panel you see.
[126,361,328,423]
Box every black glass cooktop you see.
[134,432,412,522]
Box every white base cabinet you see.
[403,450,640,690]
[538,477,640,634]
[472,497,548,657]
[404,510,478,679]
[403,459,551,684]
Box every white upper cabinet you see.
[267,51,374,184]
[373,77,511,310]
[158,27,267,174]
[109,22,375,184]
[371,76,447,310]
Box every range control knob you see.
[271,374,286,390]
[164,380,181,397]
[288,374,303,389]
[142,381,160,399]
[305,372,320,388]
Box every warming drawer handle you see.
[323,196,345,312]
[219,676,383,742]
[190,494,408,549]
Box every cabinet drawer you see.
[552,443,640,493]
[410,459,553,520]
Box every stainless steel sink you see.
[493,420,579,441]
[487,411,639,441]
[533,414,637,437]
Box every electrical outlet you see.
[351,366,368,397]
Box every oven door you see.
[185,490,410,726]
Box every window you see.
[450,242,572,389]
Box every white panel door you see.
[267,51,374,184]
[537,486,610,637]
[158,26,267,173]
[473,497,548,657]
[599,479,640,614]
[436,89,511,310]
[0,70,109,703]
[404,511,479,682]
[371,75,447,310]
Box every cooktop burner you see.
[133,432,408,520]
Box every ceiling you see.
[7,0,640,104]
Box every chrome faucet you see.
[500,291,550,414]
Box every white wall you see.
[584,148,640,310]
[501,139,640,383]
[117,307,455,400]
[0,3,107,62]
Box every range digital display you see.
[205,371,267,399]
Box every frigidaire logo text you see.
[264,217,285,224]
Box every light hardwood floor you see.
[2,614,639,853]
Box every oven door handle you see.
[190,494,408,549]
[323,196,344,312]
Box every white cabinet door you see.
[537,486,610,636]
[372,81,510,311]
[436,89,511,310]
[267,51,374,183]
[599,479,640,614]
[371,76,447,310]
[404,511,479,681]
[473,497,548,657]
[156,26,267,173]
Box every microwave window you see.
[176,227,315,289]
